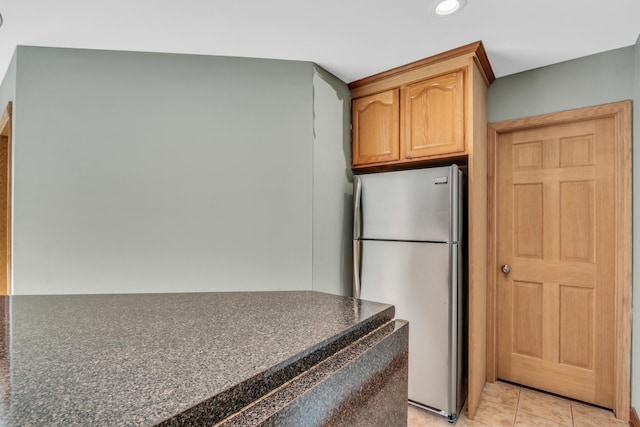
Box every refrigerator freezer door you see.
[355,166,459,242]
[358,239,453,412]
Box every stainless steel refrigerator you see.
[353,165,466,422]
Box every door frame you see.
[0,102,11,296]
[486,101,632,420]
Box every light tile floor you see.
[407,381,628,427]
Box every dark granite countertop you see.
[0,291,394,426]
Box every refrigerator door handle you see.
[448,242,459,414]
[353,177,362,239]
[353,239,362,298]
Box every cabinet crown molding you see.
[348,41,495,91]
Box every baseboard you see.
[630,407,640,427]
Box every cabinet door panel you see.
[352,90,400,166]
[403,72,465,159]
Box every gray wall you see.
[633,34,640,411]
[489,45,638,408]
[311,66,352,296]
[12,46,320,294]
[488,46,635,122]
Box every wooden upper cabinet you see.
[349,41,494,169]
[403,71,465,159]
[352,89,400,166]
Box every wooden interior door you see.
[494,107,628,410]
[0,102,11,296]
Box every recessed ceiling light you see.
[434,0,467,16]
[0,13,3,28]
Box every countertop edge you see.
[154,299,395,426]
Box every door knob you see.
[501,264,511,274]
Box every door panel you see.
[496,118,615,408]
[351,90,400,166]
[559,285,594,369]
[511,280,543,359]
[513,183,543,258]
[402,71,465,159]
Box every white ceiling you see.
[0,0,639,84]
